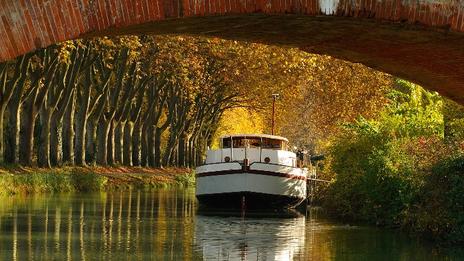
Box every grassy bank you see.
[0,166,195,195]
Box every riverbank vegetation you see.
[0,166,193,195]
[319,80,464,244]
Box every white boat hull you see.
[196,162,307,209]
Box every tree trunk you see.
[148,124,155,167]
[62,94,75,164]
[132,126,141,166]
[19,103,35,166]
[186,136,192,167]
[50,119,62,166]
[178,134,186,168]
[0,104,7,164]
[37,109,51,168]
[123,122,133,166]
[97,120,110,165]
[74,110,87,166]
[198,137,208,164]
[114,122,124,165]
[189,136,197,168]
[85,121,97,165]
[141,125,149,167]
[163,136,177,167]
[172,146,178,166]
[154,127,163,167]
[107,121,115,165]
[5,101,20,164]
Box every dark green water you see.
[0,189,462,260]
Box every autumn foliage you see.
[322,79,464,243]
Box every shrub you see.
[0,170,108,195]
[175,171,196,187]
[70,171,108,192]
[409,154,464,243]
[324,132,419,226]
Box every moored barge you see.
[195,134,308,209]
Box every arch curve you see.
[1,0,464,102]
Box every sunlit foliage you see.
[323,79,464,242]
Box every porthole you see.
[224,156,231,162]
[264,157,271,163]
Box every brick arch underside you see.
[1,0,464,103]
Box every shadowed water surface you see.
[0,189,462,260]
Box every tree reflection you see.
[80,201,87,261]
[13,210,17,261]
[0,189,199,260]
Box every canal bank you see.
[0,166,195,195]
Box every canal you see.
[0,189,461,260]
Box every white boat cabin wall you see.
[205,134,297,167]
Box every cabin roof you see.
[219,134,289,142]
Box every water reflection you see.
[195,210,306,260]
[0,189,462,260]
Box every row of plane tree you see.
[0,36,246,168]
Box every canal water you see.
[0,189,462,260]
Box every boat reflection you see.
[194,209,306,261]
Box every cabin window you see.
[248,138,261,148]
[224,137,262,148]
[262,138,283,150]
[232,137,246,148]
[222,136,286,149]
[222,138,232,148]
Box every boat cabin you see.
[205,134,297,167]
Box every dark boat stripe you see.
[196,169,307,180]
[196,191,306,209]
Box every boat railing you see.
[198,160,307,173]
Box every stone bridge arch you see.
[1,0,464,102]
